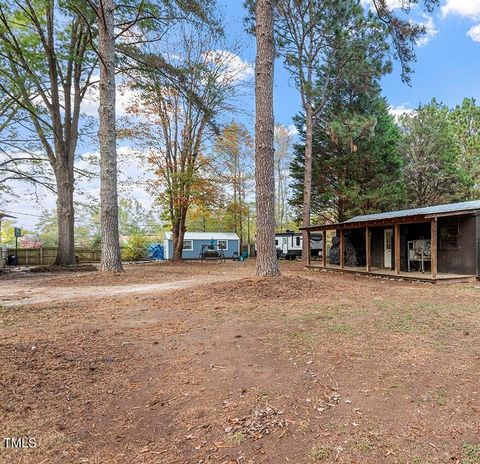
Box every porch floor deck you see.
[306,264,477,284]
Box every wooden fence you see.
[13,247,101,266]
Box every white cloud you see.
[203,50,254,84]
[389,104,414,119]
[81,78,139,118]
[416,15,438,46]
[441,0,480,42]
[287,124,298,137]
[441,0,480,20]
[80,51,253,119]
[29,76,137,120]
[360,0,406,11]
[467,23,480,41]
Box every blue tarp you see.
[147,243,165,260]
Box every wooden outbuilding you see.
[163,232,240,260]
[301,200,480,283]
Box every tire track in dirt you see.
[0,276,242,307]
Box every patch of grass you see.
[458,305,480,314]
[298,311,332,322]
[462,443,480,464]
[377,307,443,334]
[327,322,356,335]
[291,330,317,347]
[291,306,340,323]
[308,445,330,461]
[454,286,480,293]
[0,303,28,314]
[435,389,448,406]
[381,312,417,334]
[230,432,246,445]
[411,302,441,313]
[298,420,311,434]
[411,458,432,464]
[419,389,448,406]
[354,438,374,452]
[373,300,471,336]
[373,299,393,310]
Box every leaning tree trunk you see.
[54,163,76,266]
[255,0,280,277]
[302,104,314,260]
[98,0,123,272]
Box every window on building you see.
[295,236,301,247]
[275,239,279,246]
[182,240,193,251]
[217,239,228,250]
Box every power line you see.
[2,210,44,218]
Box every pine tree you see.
[254,0,280,276]
[449,98,480,199]
[290,91,403,222]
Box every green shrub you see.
[91,233,101,250]
[122,234,149,261]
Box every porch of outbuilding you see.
[305,264,476,284]
[301,201,480,283]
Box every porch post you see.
[365,226,371,272]
[305,229,311,266]
[339,229,344,269]
[431,218,437,279]
[322,229,327,268]
[394,223,401,275]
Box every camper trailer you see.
[275,231,322,260]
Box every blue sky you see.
[222,0,480,125]
[4,0,480,230]
[382,6,480,111]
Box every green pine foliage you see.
[449,98,480,199]
[290,96,480,222]
[290,93,403,223]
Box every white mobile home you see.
[275,231,322,260]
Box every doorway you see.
[384,228,393,268]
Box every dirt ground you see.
[0,261,479,464]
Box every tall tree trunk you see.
[255,0,280,277]
[54,163,76,266]
[172,208,187,261]
[276,157,283,230]
[98,0,123,272]
[239,181,244,249]
[302,105,313,260]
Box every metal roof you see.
[275,231,301,236]
[346,200,480,223]
[275,231,322,236]
[164,232,239,240]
